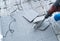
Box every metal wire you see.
[3,15,16,38]
[3,9,16,38]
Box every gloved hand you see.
[54,13,60,21]
[45,13,52,19]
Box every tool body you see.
[34,17,46,30]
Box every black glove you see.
[45,13,52,19]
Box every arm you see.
[45,0,59,19]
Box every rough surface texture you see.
[0,0,59,41]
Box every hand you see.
[45,13,52,19]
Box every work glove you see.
[54,13,60,21]
[45,12,52,19]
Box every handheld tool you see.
[34,13,52,30]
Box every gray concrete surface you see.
[1,10,58,41]
[0,0,59,41]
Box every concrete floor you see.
[0,0,59,41]
[1,10,58,41]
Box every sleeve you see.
[48,0,59,15]
[48,5,57,14]
[45,0,59,19]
